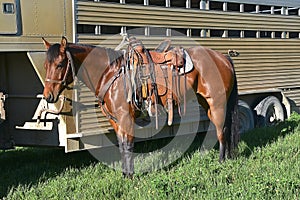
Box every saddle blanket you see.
[180,49,193,75]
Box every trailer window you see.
[227,3,239,12]
[127,26,145,35]
[171,28,187,36]
[209,1,223,11]
[171,1,186,8]
[125,0,144,5]
[149,0,165,7]
[210,29,223,37]
[244,30,256,38]
[190,0,200,9]
[228,30,240,38]
[259,5,272,14]
[100,0,120,3]
[288,8,299,16]
[3,3,15,14]
[260,31,272,38]
[289,32,299,39]
[190,29,201,37]
[77,25,96,34]
[244,4,256,13]
[149,27,167,36]
[273,6,283,15]
[101,25,121,35]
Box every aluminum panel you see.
[76,2,300,31]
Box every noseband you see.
[45,50,75,87]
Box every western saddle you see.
[126,36,186,127]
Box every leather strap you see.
[97,67,123,103]
[96,67,123,122]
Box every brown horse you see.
[42,36,239,178]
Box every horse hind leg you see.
[217,127,226,162]
[223,115,232,159]
[207,107,227,162]
[211,107,236,161]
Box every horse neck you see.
[67,44,123,95]
[67,43,93,70]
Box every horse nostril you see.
[45,92,54,103]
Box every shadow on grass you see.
[132,113,300,172]
[0,147,98,198]
[239,115,299,157]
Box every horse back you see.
[186,46,235,100]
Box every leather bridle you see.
[44,50,75,87]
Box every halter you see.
[44,50,75,87]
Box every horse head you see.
[42,37,74,103]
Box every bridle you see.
[44,50,76,87]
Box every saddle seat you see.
[150,40,184,67]
[129,37,184,67]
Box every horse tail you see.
[225,56,240,157]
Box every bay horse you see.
[42,36,239,178]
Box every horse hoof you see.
[123,172,134,179]
[219,158,225,163]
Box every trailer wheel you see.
[238,100,254,134]
[254,96,284,127]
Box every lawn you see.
[1,113,300,199]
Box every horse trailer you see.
[0,0,300,152]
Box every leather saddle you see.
[128,37,187,126]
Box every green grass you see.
[1,113,300,199]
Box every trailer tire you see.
[254,96,284,127]
[238,100,254,134]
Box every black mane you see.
[47,42,124,66]
[47,43,60,63]
[106,48,124,65]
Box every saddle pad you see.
[179,49,193,75]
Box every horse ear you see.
[60,36,68,53]
[42,37,51,50]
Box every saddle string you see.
[175,50,186,117]
[182,50,187,116]
[127,39,159,128]
[145,49,159,129]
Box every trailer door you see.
[0,0,18,34]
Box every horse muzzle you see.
[44,91,59,103]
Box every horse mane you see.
[67,43,123,66]
[46,43,61,63]
[106,48,124,66]
[47,42,124,71]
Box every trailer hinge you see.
[0,92,6,123]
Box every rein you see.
[45,50,76,87]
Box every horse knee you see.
[216,128,225,144]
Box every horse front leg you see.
[117,133,134,178]
[110,115,135,178]
[124,135,134,178]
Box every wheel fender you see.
[254,96,285,127]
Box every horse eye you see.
[57,63,63,68]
